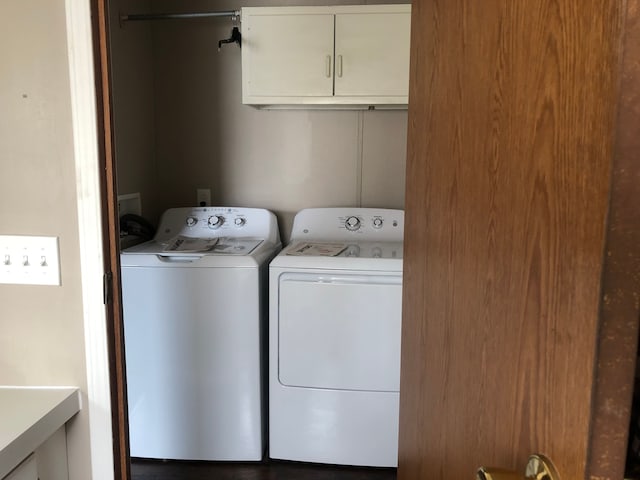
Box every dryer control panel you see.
[154,207,280,245]
[290,208,404,242]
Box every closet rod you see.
[120,10,240,23]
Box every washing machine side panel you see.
[122,264,264,460]
[278,272,402,392]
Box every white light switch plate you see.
[0,235,60,286]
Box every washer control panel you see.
[154,207,280,244]
[183,212,245,230]
[336,213,400,235]
[290,208,404,242]
[341,214,391,232]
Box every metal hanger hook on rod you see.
[218,26,242,51]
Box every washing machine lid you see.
[285,240,402,259]
[209,238,264,255]
[270,240,403,271]
[123,237,264,256]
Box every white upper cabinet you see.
[241,5,411,108]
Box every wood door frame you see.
[587,1,640,476]
[77,0,131,480]
[91,0,131,478]
[65,0,126,478]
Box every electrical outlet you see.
[0,235,61,285]
[197,189,211,206]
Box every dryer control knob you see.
[345,216,361,231]
[234,217,246,227]
[372,217,383,229]
[208,215,224,228]
[186,216,198,227]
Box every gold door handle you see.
[477,454,560,480]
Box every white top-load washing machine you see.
[269,207,404,467]
[121,206,281,461]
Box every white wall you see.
[0,1,92,479]
[111,0,409,241]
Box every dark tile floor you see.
[131,459,397,480]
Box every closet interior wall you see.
[109,0,410,241]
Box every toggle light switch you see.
[0,235,60,285]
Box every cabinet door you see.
[334,12,411,97]
[243,13,334,99]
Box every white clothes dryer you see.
[121,206,281,461]
[269,207,403,467]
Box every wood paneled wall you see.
[398,1,640,479]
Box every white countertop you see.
[0,387,81,478]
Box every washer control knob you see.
[186,216,198,227]
[372,217,383,229]
[234,217,246,227]
[208,215,224,228]
[345,216,361,231]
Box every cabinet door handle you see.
[326,55,332,78]
[337,55,343,78]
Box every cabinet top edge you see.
[241,4,411,16]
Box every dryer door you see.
[278,272,402,392]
